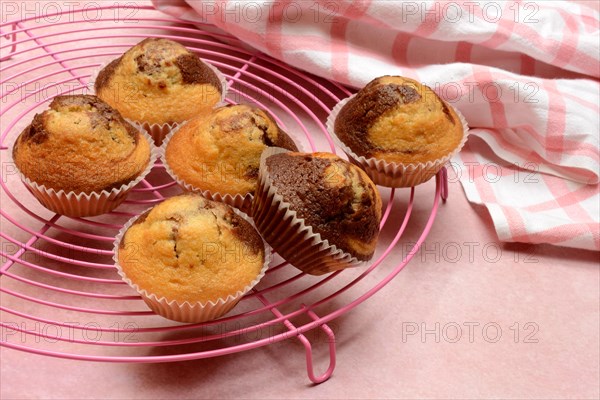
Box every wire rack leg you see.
[301,305,336,384]
[439,167,449,202]
[0,23,18,61]
[255,293,336,384]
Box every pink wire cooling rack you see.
[0,4,448,383]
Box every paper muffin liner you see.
[15,129,159,218]
[136,120,180,146]
[326,94,469,188]
[160,125,254,214]
[89,57,229,146]
[113,205,271,323]
[251,147,369,276]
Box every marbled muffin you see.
[116,194,267,322]
[164,104,298,210]
[95,38,223,126]
[13,95,151,193]
[252,149,382,275]
[334,76,464,164]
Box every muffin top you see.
[12,95,151,193]
[95,38,223,124]
[165,104,298,196]
[117,194,265,304]
[265,151,382,261]
[334,76,464,164]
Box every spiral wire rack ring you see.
[0,4,448,384]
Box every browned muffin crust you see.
[334,76,461,160]
[263,125,297,150]
[13,94,150,193]
[174,53,222,89]
[334,79,421,156]
[123,194,263,256]
[94,38,224,125]
[219,105,298,181]
[225,208,263,255]
[165,104,298,196]
[18,113,49,145]
[266,152,380,260]
[119,209,152,250]
[95,38,221,92]
[15,95,140,156]
[220,104,298,150]
[95,57,122,92]
[118,194,265,305]
[63,95,137,138]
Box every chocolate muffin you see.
[115,194,267,322]
[13,95,151,193]
[334,76,464,164]
[252,149,382,275]
[164,104,298,211]
[95,38,223,126]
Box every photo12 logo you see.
[185,1,340,24]
[401,241,538,264]
[401,321,540,344]
[1,81,93,105]
[446,161,540,185]
[432,81,540,105]
[1,2,140,24]
[397,2,539,24]
[1,321,139,344]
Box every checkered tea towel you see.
[153,0,600,250]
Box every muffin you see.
[251,148,382,275]
[12,94,154,217]
[94,38,225,143]
[114,194,268,323]
[163,104,298,212]
[329,75,468,187]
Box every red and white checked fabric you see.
[152,0,600,250]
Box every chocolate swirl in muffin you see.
[94,38,223,125]
[265,151,382,261]
[334,75,463,164]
